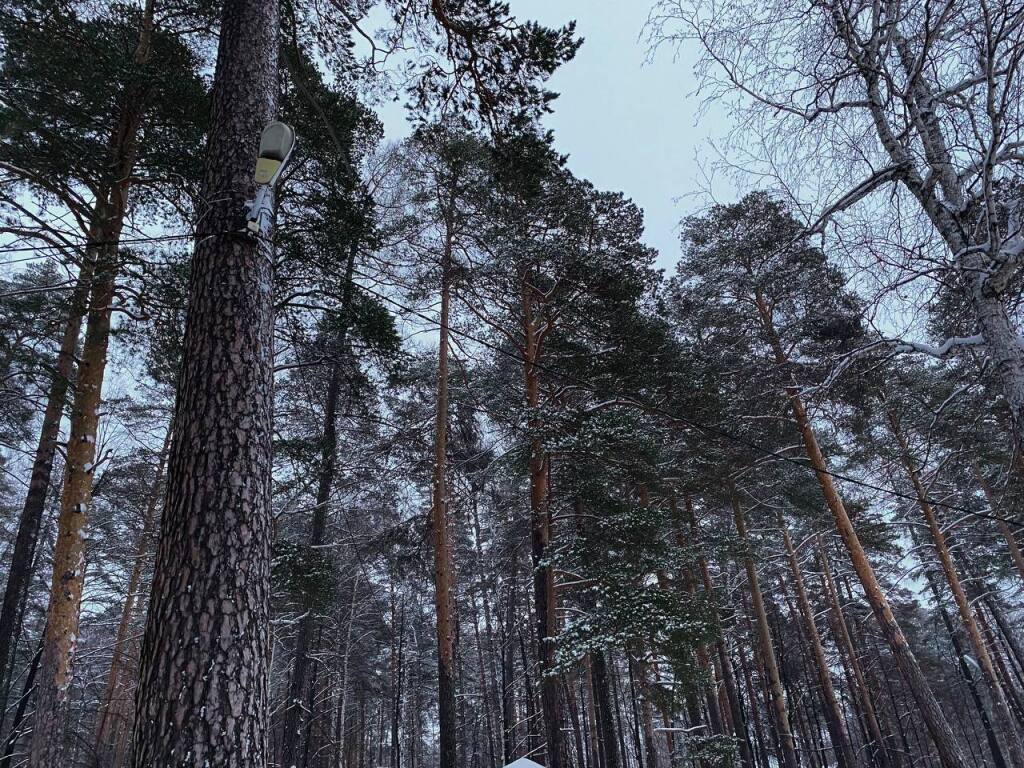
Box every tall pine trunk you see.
[0,256,93,719]
[521,285,565,767]
[788,388,967,768]
[735,634,770,768]
[921,541,1008,768]
[29,7,157,763]
[31,203,133,768]
[32,232,120,768]
[432,226,458,768]
[816,536,893,768]
[129,0,279,762]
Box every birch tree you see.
[651,0,1024,501]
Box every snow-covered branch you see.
[890,334,986,358]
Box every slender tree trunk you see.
[736,637,770,768]
[432,226,458,768]
[716,637,754,767]
[584,656,603,768]
[754,291,968,768]
[31,221,122,768]
[29,13,160,760]
[730,490,799,768]
[300,624,323,768]
[630,651,660,768]
[888,410,1024,768]
[777,513,856,768]
[972,458,1024,584]
[816,536,892,768]
[500,580,517,764]
[93,428,171,767]
[521,285,565,768]
[977,604,1024,727]
[470,497,502,768]
[747,601,784,767]
[390,603,405,768]
[0,633,42,768]
[609,656,631,768]
[565,672,587,768]
[626,654,646,768]
[694,645,724,734]
[695,550,755,768]
[784,382,966,767]
[474,596,498,768]
[280,244,357,768]
[953,559,1024,692]
[673,498,726,742]
[519,628,541,760]
[0,257,93,721]
[129,0,279,762]
[334,576,360,768]
[591,650,621,768]
[923,560,1007,768]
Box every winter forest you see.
[2,0,1024,767]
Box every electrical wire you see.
[0,232,195,256]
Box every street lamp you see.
[246,120,296,236]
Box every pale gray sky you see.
[511,0,716,271]
[371,1,731,273]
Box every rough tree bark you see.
[129,0,279,763]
